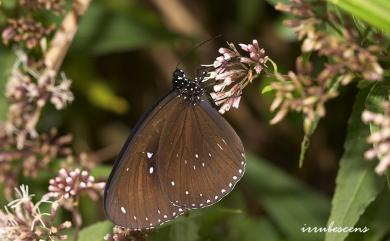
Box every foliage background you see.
[0,0,389,241]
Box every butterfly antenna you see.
[212,93,242,104]
[176,34,223,69]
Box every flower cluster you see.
[275,0,315,18]
[269,0,386,133]
[203,40,268,114]
[19,0,66,14]
[0,51,74,198]
[276,0,384,82]
[0,185,71,241]
[104,226,148,241]
[269,57,338,133]
[362,98,390,175]
[2,0,67,50]
[1,0,99,239]
[2,16,55,49]
[104,226,132,241]
[45,168,105,208]
[0,127,73,198]
[5,51,74,149]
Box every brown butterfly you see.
[104,68,246,231]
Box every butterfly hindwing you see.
[158,100,246,209]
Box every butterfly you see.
[104,68,246,231]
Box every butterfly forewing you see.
[158,100,246,209]
[104,92,186,230]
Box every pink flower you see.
[239,40,266,74]
[45,168,105,205]
[203,40,268,114]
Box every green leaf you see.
[264,0,290,6]
[168,219,200,241]
[149,205,243,241]
[298,118,319,168]
[78,221,113,241]
[0,48,15,121]
[62,228,76,241]
[92,14,174,54]
[327,0,390,33]
[261,84,273,94]
[87,81,129,114]
[245,153,330,241]
[90,165,112,179]
[64,57,129,114]
[345,188,390,241]
[237,0,263,31]
[324,83,386,241]
[79,196,101,226]
[73,3,175,54]
[1,0,18,9]
[274,15,296,41]
[228,216,281,241]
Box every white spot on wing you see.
[207,199,211,203]
[185,190,189,195]
[133,216,137,220]
[149,166,154,174]
[229,182,232,188]
[233,176,237,180]
[147,152,153,158]
[171,181,175,186]
[221,189,226,193]
[121,207,126,214]
[202,162,205,167]
[217,143,223,150]
[208,153,212,157]
[195,154,199,158]
[239,169,242,174]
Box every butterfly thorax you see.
[172,68,204,105]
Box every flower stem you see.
[43,0,93,79]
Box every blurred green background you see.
[1,0,388,241]
[61,0,350,195]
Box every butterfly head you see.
[172,68,205,105]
